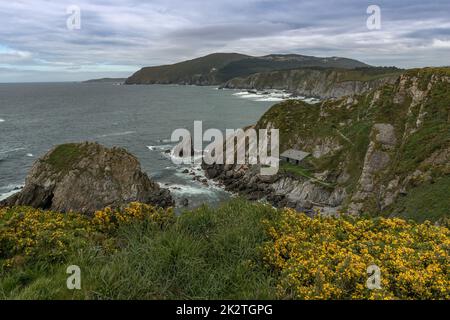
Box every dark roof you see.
[280,149,311,161]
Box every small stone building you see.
[280,149,311,165]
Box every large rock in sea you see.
[0,142,173,214]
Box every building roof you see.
[280,149,311,161]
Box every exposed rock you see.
[0,142,173,214]
[180,198,189,207]
[373,123,397,147]
[222,68,400,99]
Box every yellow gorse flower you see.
[262,208,450,300]
[0,203,174,268]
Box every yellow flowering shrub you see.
[92,202,175,231]
[0,206,93,267]
[0,203,174,268]
[263,208,450,300]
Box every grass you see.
[0,199,279,299]
[280,162,312,178]
[1,199,448,300]
[392,176,450,222]
[280,162,335,188]
[45,143,87,172]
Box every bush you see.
[263,208,450,299]
[0,206,94,268]
[1,200,449,300]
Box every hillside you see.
[83,78,126,84]
[222,67,403,99]
[216,54,370,81]
[204,67,450,222]
[125,53,249,85]
[124,52,371,86]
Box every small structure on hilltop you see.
[280,149,311,165]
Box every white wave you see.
[232,90,320,103]
[97,131,135,138]
[26,153,33,157]
[0,147,25,155]
[254,97,285,102]
[0,118,5,123]
[147,144,173,151]
[167,184,217,196]
[0,184,24,201]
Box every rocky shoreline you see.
[202,162,345,215]
[221,68,399,99]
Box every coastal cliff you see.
[203,68,450,221]
[221,67,401,99]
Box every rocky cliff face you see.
[204,68,450,221]
[222,68,401,99]
[1,142,173,214]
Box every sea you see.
[0,82,294,208]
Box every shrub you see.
[0,206,94,268]
[263,208,450,299]
[92,202,175,232]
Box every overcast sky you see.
[1,0,449,82]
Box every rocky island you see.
[0,142,173,214]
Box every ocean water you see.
[0,83,274,208]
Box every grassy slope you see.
[0,200,278,299]
[217,56,370,81]
[125,53,249,84]
[1,199,448,300]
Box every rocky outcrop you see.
[0,142,173,214]
[222,68,400,99]
[203,161,346,215]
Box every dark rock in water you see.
[0,142,174,214]
[205,168,218,179]
[164,149,171,154]
[180,198,189,207]
[182,169,189,173]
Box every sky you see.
[0,0,449,82]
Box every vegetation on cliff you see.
[223,67,402,98]
[256,67,450,220]
[1,199,448,299]
[125,52,371,86]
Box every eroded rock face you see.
[1,142,173,214]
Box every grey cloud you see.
[0,0,449,82]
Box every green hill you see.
[125,53,249,85]
[125,52,371,85]
[216,54,370,81]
